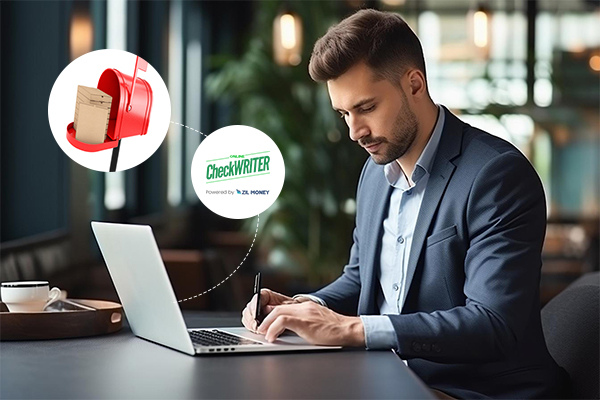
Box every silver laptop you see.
[91,221,341,356]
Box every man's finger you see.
[241,307,251,329]
[257,303,300,334]
[241,306,258,332]
[264,304,277,314]
[248,289,278,317]
[265,314,294,342]
[247,294,258,318]
[256,304,282,334]
[260,288,272,300]
[256,288,273,308]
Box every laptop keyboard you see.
[189,329,263,347]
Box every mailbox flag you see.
[137,58,148,72]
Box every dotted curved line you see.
[170,121,259,303]
[170,121,206,137]
[176,215,259,303]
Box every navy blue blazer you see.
[313,108,567,399]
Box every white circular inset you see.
[48,49,171,172]
[191,125,285,219]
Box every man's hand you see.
[241,288,301,333]
[256,301,365,347]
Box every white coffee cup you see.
[1,281,62,312]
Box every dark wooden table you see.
[1,312,434,399]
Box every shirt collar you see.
[384,105,445,190]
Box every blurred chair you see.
[202,231,257,311]
[0,232,91,297]
[161,249,208,310]
[202,248,248,311]
[161,247,250,311]
[541,271,599,399]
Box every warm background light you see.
[589,55,600,72]
[273,11,303,66]
[70,14,93,61]
[280,14,296,49]
[380,0,406,6]
[473,10,488,48]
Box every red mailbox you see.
[66,56,153,153]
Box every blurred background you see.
[1,0,599,312]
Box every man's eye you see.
[360,105,375,113]
[339,112,347,119]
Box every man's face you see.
[327,62,419,165]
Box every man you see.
[241,9,567,399]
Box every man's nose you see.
[347,114,369,142]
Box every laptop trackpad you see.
[218,327,311,346]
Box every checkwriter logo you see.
[206,151,271,183]
[191,125,285,220]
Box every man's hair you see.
[308,9,426,85]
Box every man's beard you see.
[362,91,419,165]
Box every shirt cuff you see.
[360,315,399,350]
[292,294,328,308]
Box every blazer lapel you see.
[358,169,392,315]
[402,108,464,305]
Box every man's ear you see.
[406,69,427,98]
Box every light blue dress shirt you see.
[360,105,445,349]
[299,105,445,350]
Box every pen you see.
[253,271,262,326]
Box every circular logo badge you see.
[191,125,285,219]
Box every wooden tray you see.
[0,299,123,341]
